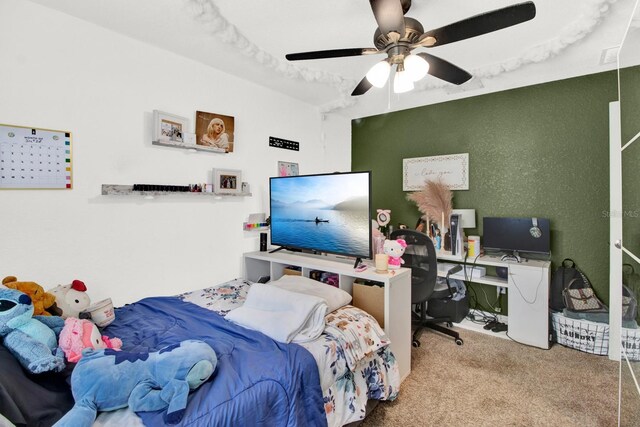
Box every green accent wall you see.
[352,70,619,307]
[621,66,640,266]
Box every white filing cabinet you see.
[243,250,412,381]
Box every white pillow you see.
[270,275,352,313]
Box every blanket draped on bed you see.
[225,283,328,343]
[102,296,327,427]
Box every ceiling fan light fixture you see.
[366,61,391,88]
[393,70,414,94]
[404,54,429,82]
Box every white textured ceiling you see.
[27,0,639,118]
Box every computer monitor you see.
[482,217,550,258]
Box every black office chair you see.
[390,229,465,347]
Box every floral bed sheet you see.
[178,278,400,427]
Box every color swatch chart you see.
[0,125,72,189]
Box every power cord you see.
[508,266,544,305]
[466,286,499,325]
[461,253,502,313]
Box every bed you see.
[1,278,400,427]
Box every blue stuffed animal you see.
[55,339,217,427]
[0,287,66,373]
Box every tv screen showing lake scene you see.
[269,172,372,259]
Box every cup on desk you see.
[375,254,389,273]
[468,236,480,257]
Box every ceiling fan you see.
[285,0,537,96]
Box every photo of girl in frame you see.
[196,111,235,153]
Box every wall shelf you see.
[152,140,226,154]
[101,185,251,197]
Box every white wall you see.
[0,1,351,306]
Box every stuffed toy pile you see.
[0,287,66,373]
[2,276,57,316]
[54,340,217,427]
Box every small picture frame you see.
[153,110,188,144]
[212,168,242,194]
[278,161,299,177]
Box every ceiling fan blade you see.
[286,48,379,61]
[417,1,536,48]
[351,76,374,96]
[417,53,472,85]
[370,0,406,37]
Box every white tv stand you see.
[437,253,551,349]
[243,251,412,381]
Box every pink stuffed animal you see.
[384,239,407,270]
[58,317,122,363]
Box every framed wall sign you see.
[403,153,469,191]
[0,124,72,189]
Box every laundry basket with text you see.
[621,327,640,361]
[551,312,609,355]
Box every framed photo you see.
[196,111,235,153]
[212,168,242,194]
[153,110,188,144]
[278,161,299,177]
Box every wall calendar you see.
[0,124,72,189]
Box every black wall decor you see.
[269,136,299,151]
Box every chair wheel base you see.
[412,339,421,348]
[455,338,464,346]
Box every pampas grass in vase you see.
[406,179,453,231]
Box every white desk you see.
[243,251,412,381]
[437,254,551,349]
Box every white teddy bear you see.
[48,280,91,319]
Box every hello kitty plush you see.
[48,280,91,319]
[384,239,407,270]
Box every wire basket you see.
[551,312,609,355]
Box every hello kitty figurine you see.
[384,239,407,270]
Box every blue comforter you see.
[103,296,327,427]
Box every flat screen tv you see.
[483,217,551,256]
[269,171,372,261]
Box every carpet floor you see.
[362,327,633,427]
